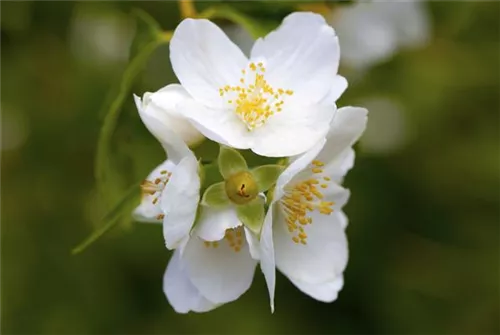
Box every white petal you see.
[170,18,248,108]
[224,24,254,57]
[146,84,205,146]
[162,156,200,249]
[134,95,192,164]
[244,227,260,260]
[196,206,241,242]
[179,98,252,149]
[182,230,257,304]
[133,160,175,223]
[274,207,349,285]
[319,75,348,105]
[322,147,355,184]
[133,205,162,224]
[274,138,326,201]
[288,275,344,303]
[260,204,276,312]
[163,250,219,313]
[315,106,368,166]
[338,210,348,229]
[309,181,350,206]
[251,12,340,105]
[251,104,334,157]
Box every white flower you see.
[259,106,368,310]
[333,1,430,70]
[133,94,200,249]
[136,84,204,147]
[163,206,259,313]
[167,12,348,157]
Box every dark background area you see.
[1,1,499,334]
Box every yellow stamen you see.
[219,62,294,130]
[279,160,335,245]
[140,171,171,205]
[224,227,244,252]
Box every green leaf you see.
[199,5,275,39]
[236,197,265,235]
[95,15,169,207]
[72,183,140,255]
[251,164,285,192]
[218,145,248,179]
[201,182,230,207]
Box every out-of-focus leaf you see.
[95,11,170,207]
[129,8,162,60]
[72,183,140,255]
[199,5,276,39]
[193,139,219,164]
[296,2,332,17]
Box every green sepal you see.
[218,145,248,179]
[236,196,265,235]
[251,164,285,192]
[201,182,230,208]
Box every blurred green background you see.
[1,1,499,334]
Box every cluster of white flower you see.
[133,12,367,313]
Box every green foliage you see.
[129,9,163,60]
[200,5,276,39]
[72,183,141,255]
[193,139,220,163]
[94,9,169,209]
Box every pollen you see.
[224,227,244,252]
[202,227,244,252]
[219,61,294,130]
[203,240,220,248]
[279,160,335,245]
[140,169,172,215]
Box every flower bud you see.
[137,85,205,147]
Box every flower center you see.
[219,62,294,130]
[225,171,259,205]
[279,160,334,245]
[140,169,172,220]
[203,227,244,252]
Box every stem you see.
[178,0,197,19]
